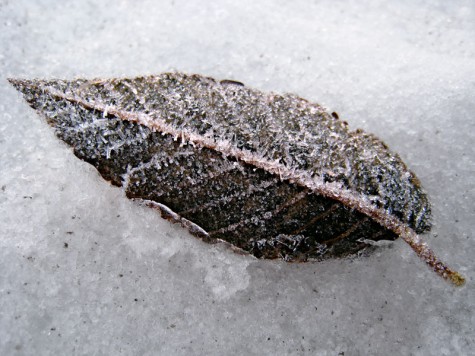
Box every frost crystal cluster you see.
[9,72,464,285]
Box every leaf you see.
[8,73,464,286]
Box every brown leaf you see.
[9,73,464,286]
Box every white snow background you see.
[1,1,474,355]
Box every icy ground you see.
[1,1,474,355]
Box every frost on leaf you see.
[9,73,464,286]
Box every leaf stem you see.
[400,229,465,287]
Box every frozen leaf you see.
[8,73,465,286]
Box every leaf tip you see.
[7,78,30,92]
[449,272,466,287]
[7,77,19,86]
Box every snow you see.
[1,0,474,355]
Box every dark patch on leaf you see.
[220,79,245,86]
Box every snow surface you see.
[1,0,474,355]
